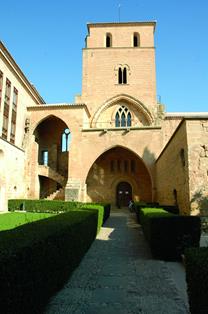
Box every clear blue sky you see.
[0,0,207,112]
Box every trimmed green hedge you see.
[8,199,79,212]
[0,212,55,231]
[135,203,179,223]
[8,200,111,233]
[185,247,208,314]
[0,210,97,313]
[140,208,201,260]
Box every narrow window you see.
[115,112,120,127]
[131,160,136,173]
[0,71,3,109]
[2,78,11,140]
[61,128,71,152]
[127,112,131,127]
[106,33,112,47]
[10,87,18,144]
[110,160,114,172]
[121,112,126,127]
[123,67,127,84]
[133,33,140,47]
[117,159,121,171]
[42,150,48,166]
[118,67,122,84]
[124,160,128,172]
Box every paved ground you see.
[45,209,190,314]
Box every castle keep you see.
[0,22,208,214]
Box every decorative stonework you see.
[202,121,208,132]
[200,144,208,158]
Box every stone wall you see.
[186,119,208,215]
[155,121,190,214]
[0,139,26,211]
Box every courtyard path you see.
[45,209,190,314]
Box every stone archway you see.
[85,146,152,204]
[29,115,69,199]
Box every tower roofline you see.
[87,21,156,33]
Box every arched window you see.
[133,33,140,47]
[115,106,132,127]
[61,128,71,152]
[118,67,128,84]
[118,67,123,84]
[106,33,112,47]
[123,67,127,84]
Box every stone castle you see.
[0,22,207,214]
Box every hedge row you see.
[139,207,201,260]
[134,202,179,223]
[0,210,97,313]
[8,199,111,233]
[185,247,208,314]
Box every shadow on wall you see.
[191,190,208,215]
[142,147,156,164]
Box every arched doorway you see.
[116,181,132,208]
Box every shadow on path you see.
[45,209,189,314]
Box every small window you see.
[61,128,71,152]
[118,67,128,84]
[131,160,136,173]
[124,160,128,172]
[42,150,48,166]
[106,33,112,47]
[133,33,140,47]
[110,160,114,172]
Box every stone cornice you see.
[83,47,155,51]
[27,103,91,117]
[82,126,161,132]
[165,112,208,119]
[87,21,156,32]
[0,41,45,104]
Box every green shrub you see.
[140,208,201,260]
[0,210,97,313]
[185,247,208,314]
[80,204,104,233]
[8,199,80,213]
[0,212,54,231]
[8,200,111,233]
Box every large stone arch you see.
[28,115,69,199]
[91,94,154,128]
[85,145,152,205]
[31,114,70,135]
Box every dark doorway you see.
[116,181,132,207]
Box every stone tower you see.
[80,22,157,123]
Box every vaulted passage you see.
[33,116,69,199]
[86,146,152,205]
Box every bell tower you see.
[80,22,157,119]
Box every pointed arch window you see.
[133,32,140,47]
[61,128,71,152]
[115,106,132,127]
[106,33,112,47]
[118,67,128,84]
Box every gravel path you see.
[45,209,190,314]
